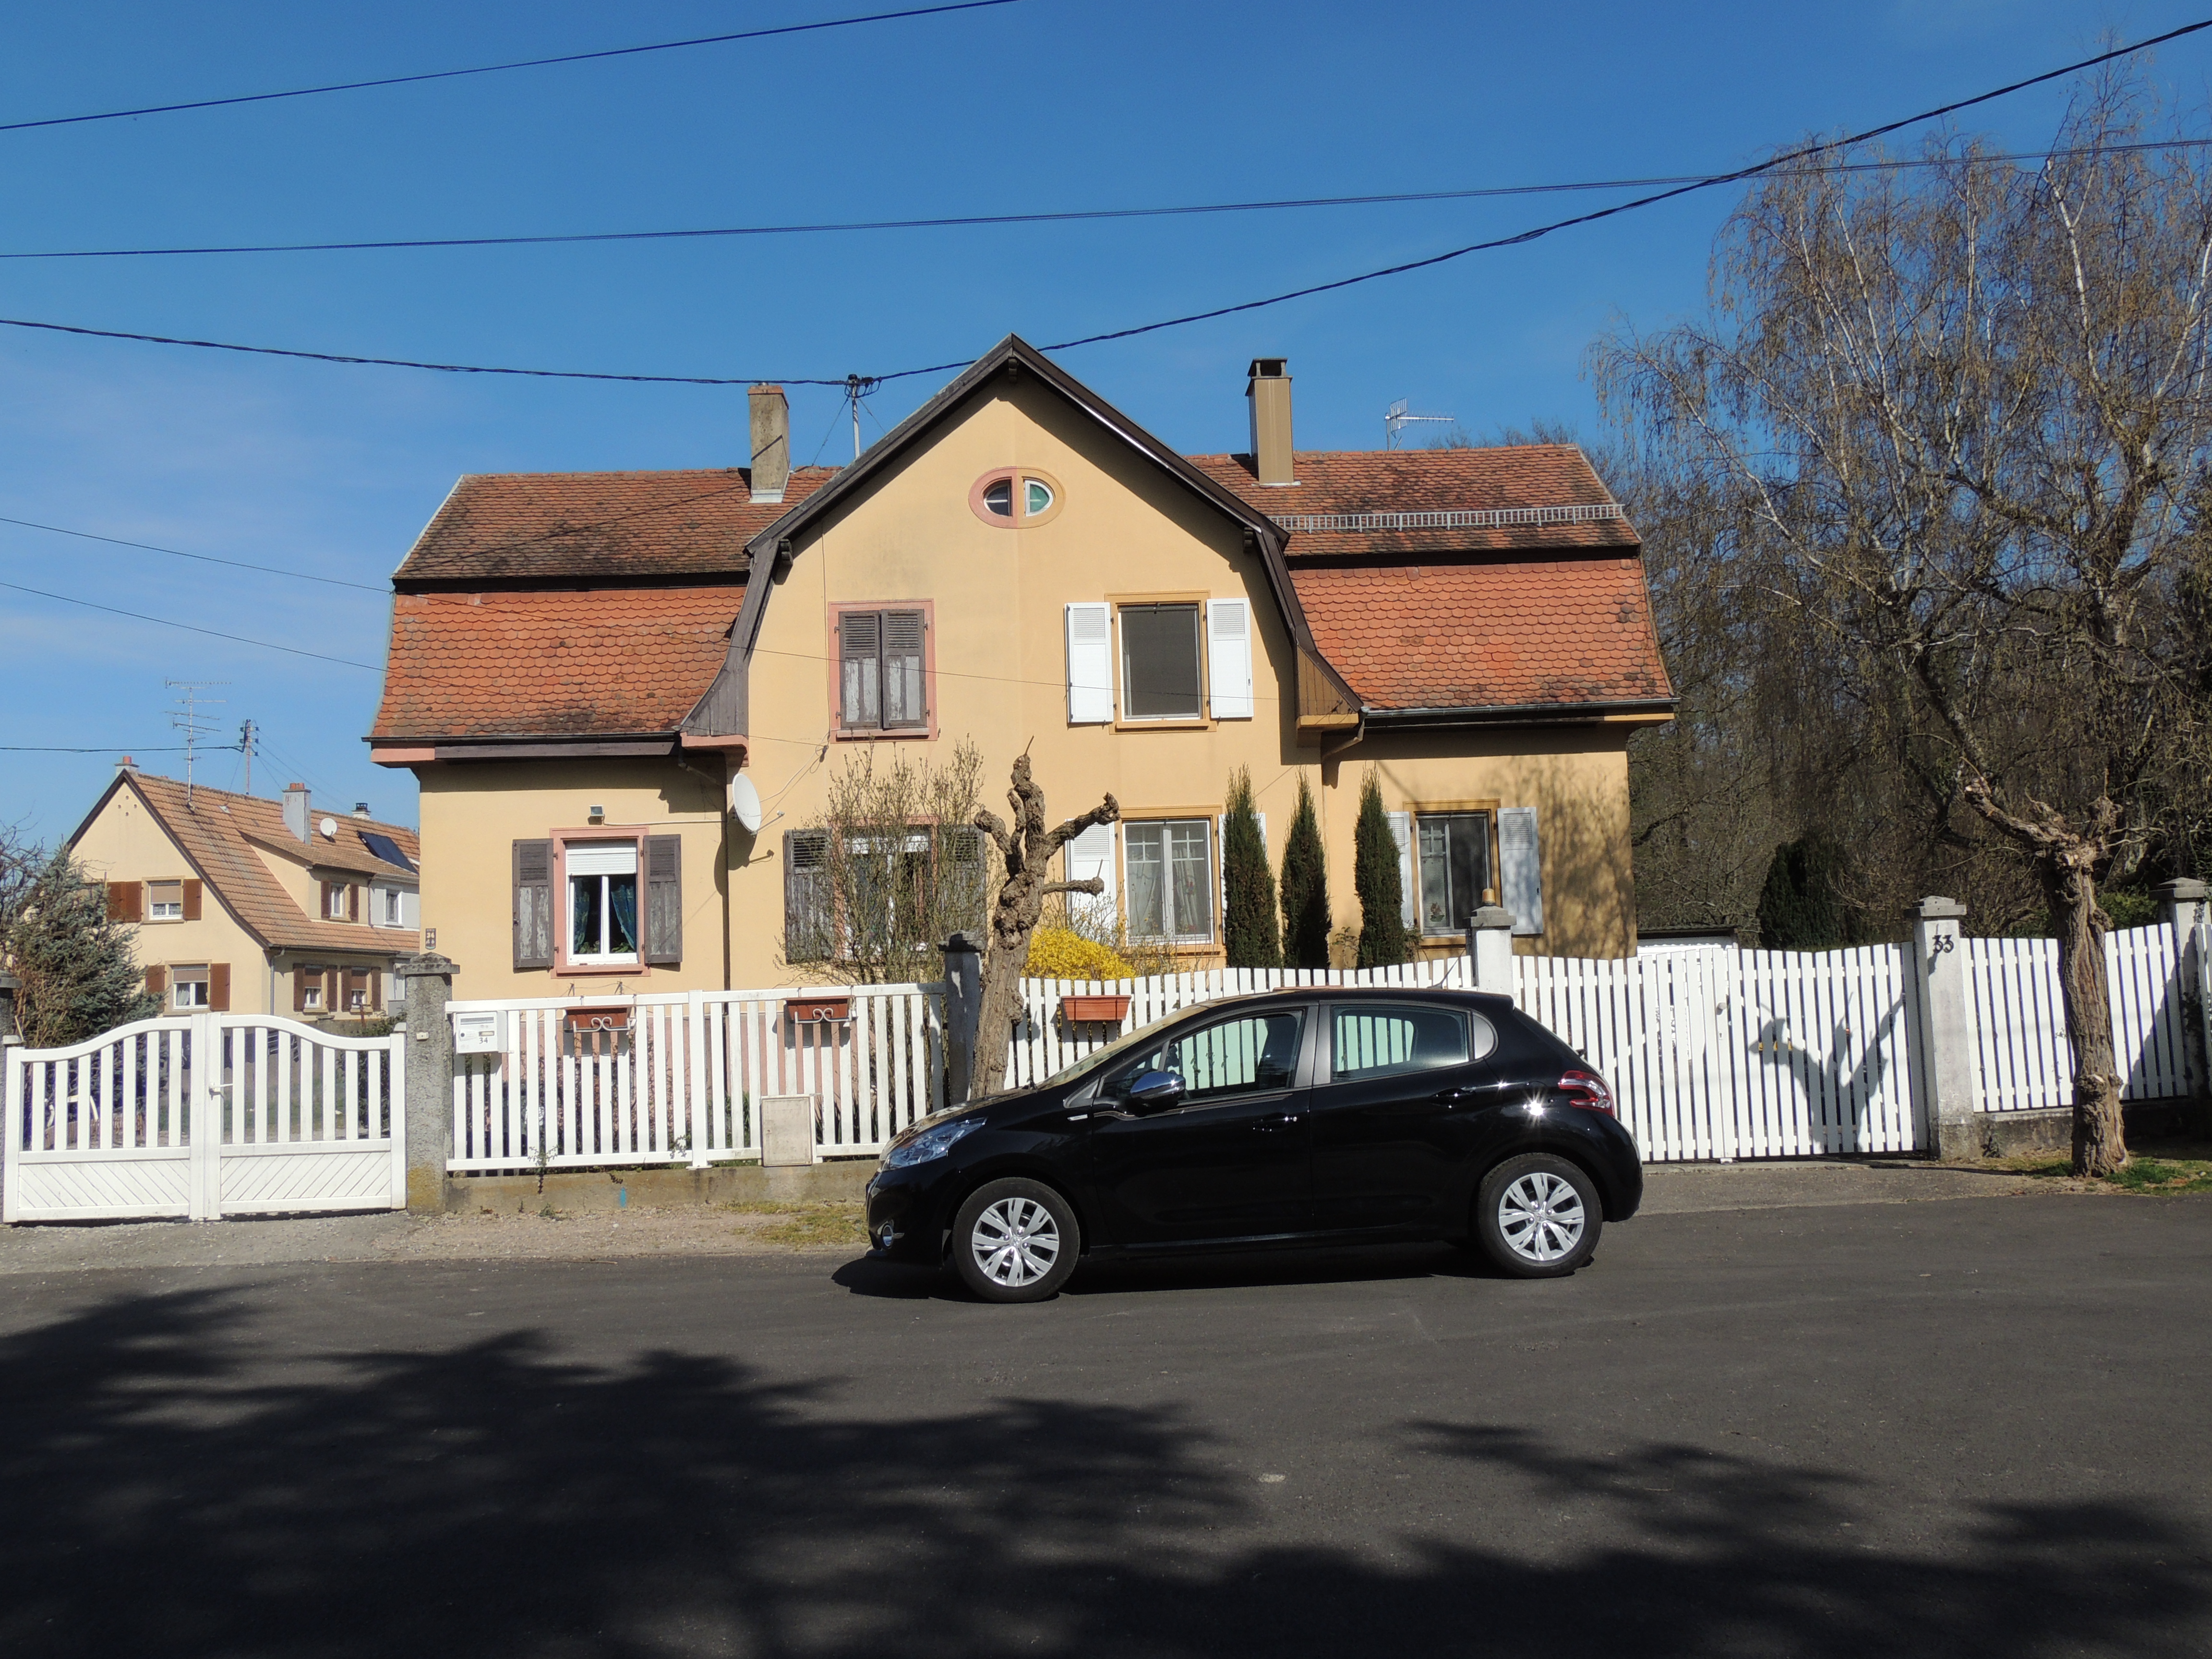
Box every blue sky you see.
[2,0,2205,842]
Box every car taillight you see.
[1558,1070,1615,1117]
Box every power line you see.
[0,513,386,591]
[0,744,192,753]
[8,139,2206,264]
[0,578,379,668]
[0,0,1028,136]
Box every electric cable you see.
[0,1,1028,136]
[0,578,380,668]
[9,138,2205,263]
[0,514,387,591]
[0,744,192,752]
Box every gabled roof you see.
[393,466,838,588]
[70,772,422,956]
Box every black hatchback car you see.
[866,987,1641,1302]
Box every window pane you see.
[1024,478,1053,516]
[1333,1005,1470,1081]
[1415,814,1491,935]
[570,875,602,956]
[607,874,638,955]
[1167,820,1211,940]
[1126,823,1165,938]
[1164,1011,1304,1100]
[982,478,1013,517]
[1418,819,1452,935]
[1446,817,1485,933]
[1120,604,1202,720]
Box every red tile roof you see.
[1290,554,1672,711]
[1189,446,1640,558]
[394,466,838,586]
[371,587,738,739]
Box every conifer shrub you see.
[5,850,158,1046]
[1222,766,1282,968]
[1278,773,1330,969]
[1354,770,1410,967]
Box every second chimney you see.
[750,384,790,504]
[1246,358,1295,486]
[283,782,310,842]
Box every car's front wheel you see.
[1475,1154,1602,1278]
[950,1178,1081,1302]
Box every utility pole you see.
[239,719,256,794]
[846,374,865,461]
[165,680,227,805]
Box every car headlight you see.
[882,1118,981,1170]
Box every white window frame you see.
[171,964,210,1010]
[1414,811,1495,939]
[148,880,183,921]
[1122,818,1215,945]
[566,840,642,967]
[298,968,326,1012]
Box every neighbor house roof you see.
[393,466,837,588]
[73,772,422,955]
[371,587,740,742]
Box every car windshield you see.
[1040,1007,1200,1088]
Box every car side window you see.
[1102,1010,1307,1104]
[1331,1004,1494,1082]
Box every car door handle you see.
[1251,1113,1303,1132]
[1432,1087,1481,1106]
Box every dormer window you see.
[969,468,1063,527]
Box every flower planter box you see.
[784,996,852,1025]
[1061,994,1131,1024]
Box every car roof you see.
[1185,984,1515,1011]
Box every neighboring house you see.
[369,336,1672,998]
[68,765,422,1017]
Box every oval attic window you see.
[970,468,1064,527]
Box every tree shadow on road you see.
[0,1285,2201,1659]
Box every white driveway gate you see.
[3,1013,406,1222]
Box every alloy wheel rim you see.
[971,1197,1061,1287]
[1497,1172,1586,1263]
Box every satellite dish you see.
[318,816,339,839]
[726,773,764,835]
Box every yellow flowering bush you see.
[1023,926,1137,982]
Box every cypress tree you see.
[1354,770,1409,967]
[4,850,158,1047]
[1755,835,1852,950]
[1278,773,1331,969]
[1221,766,1281,968]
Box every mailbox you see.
[451,1010,504,1054]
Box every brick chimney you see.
[283,782,310,842]
[1246,358,1295,486]
[750,384,790,504]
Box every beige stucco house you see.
[68,766,421,1016]
[369,337,1672,999]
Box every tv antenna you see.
[165,680,227,803]
[1385,399,1455,449]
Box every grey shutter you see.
[839,611,881,730]
[883,609,926,728]
[1498,807,1544,937]
[645,834,683,965]
[1386,812,1417,932]
[513,839,553,970]
[784,829,831,961]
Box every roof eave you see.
[1360,697,1678,729]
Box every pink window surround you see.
[827,599,939,742]
[549,826,651,978]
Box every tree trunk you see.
[2046,847,2127,1177]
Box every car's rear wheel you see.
[1475,1154,1601,1278]
[950,1178,1081,1303]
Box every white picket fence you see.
[1963,925,2190,1113]
[445,983,943,1172]
[3,1013,406,1221]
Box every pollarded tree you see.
[1279,773,1331,969]
[1597,79,2212,1174]
[1221,766,1281,969]
[4,849,158,1046]
[1353,770,1408,967]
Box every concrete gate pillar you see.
[2155,878,2212,1121]
[1467,907,1516,996]
[941,931,983,1106]
[1909,898,1974,1159]
[393,952,458,1213]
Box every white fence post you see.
[685,989,711,1169]
[1908,897,1974,1159]
[1469,906,1516,994]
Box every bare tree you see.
[971,751,1118,1097]
[1597,82,2212,1174]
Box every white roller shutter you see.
[1206,598,1254,719]
[1067,821,1117,907]
[1387,811,1416,932]
[1498,806,1544,936]
[1065,602,1113,724]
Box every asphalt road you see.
[0,1193,2205,1659]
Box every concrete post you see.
[2155,878,2211,1117]
[941,932,983,1106]
[1908,898,1974,1159]
[0,971,18,1043]
[393,952,457,1212]
[1468,907,1516,996]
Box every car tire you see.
[950,1177,1081,1303]
[1475,1154,1602,1279]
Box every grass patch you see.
[1984,1143,2212,1194]
[724,1199,868,1246]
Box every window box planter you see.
[784,996,852,1026]
[1061,994,1131,1024]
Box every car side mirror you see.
[1125,1070,1186,1113]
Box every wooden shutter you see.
[1498,807,1544,937]
[513,840,554,970]
[181,878,203,921]
[1065,603,1113,723]
[208,963,230,1011]
[883,609,927,728]
[346,883,360,923]
[644,834,683,965]
[370,970,384,1012]
[108,882,144,924]
[784,829,830,961]
[145,964,168,999]
[1387,811,1417,932]
[839,610,882,730]
[1206,598,1254,719]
